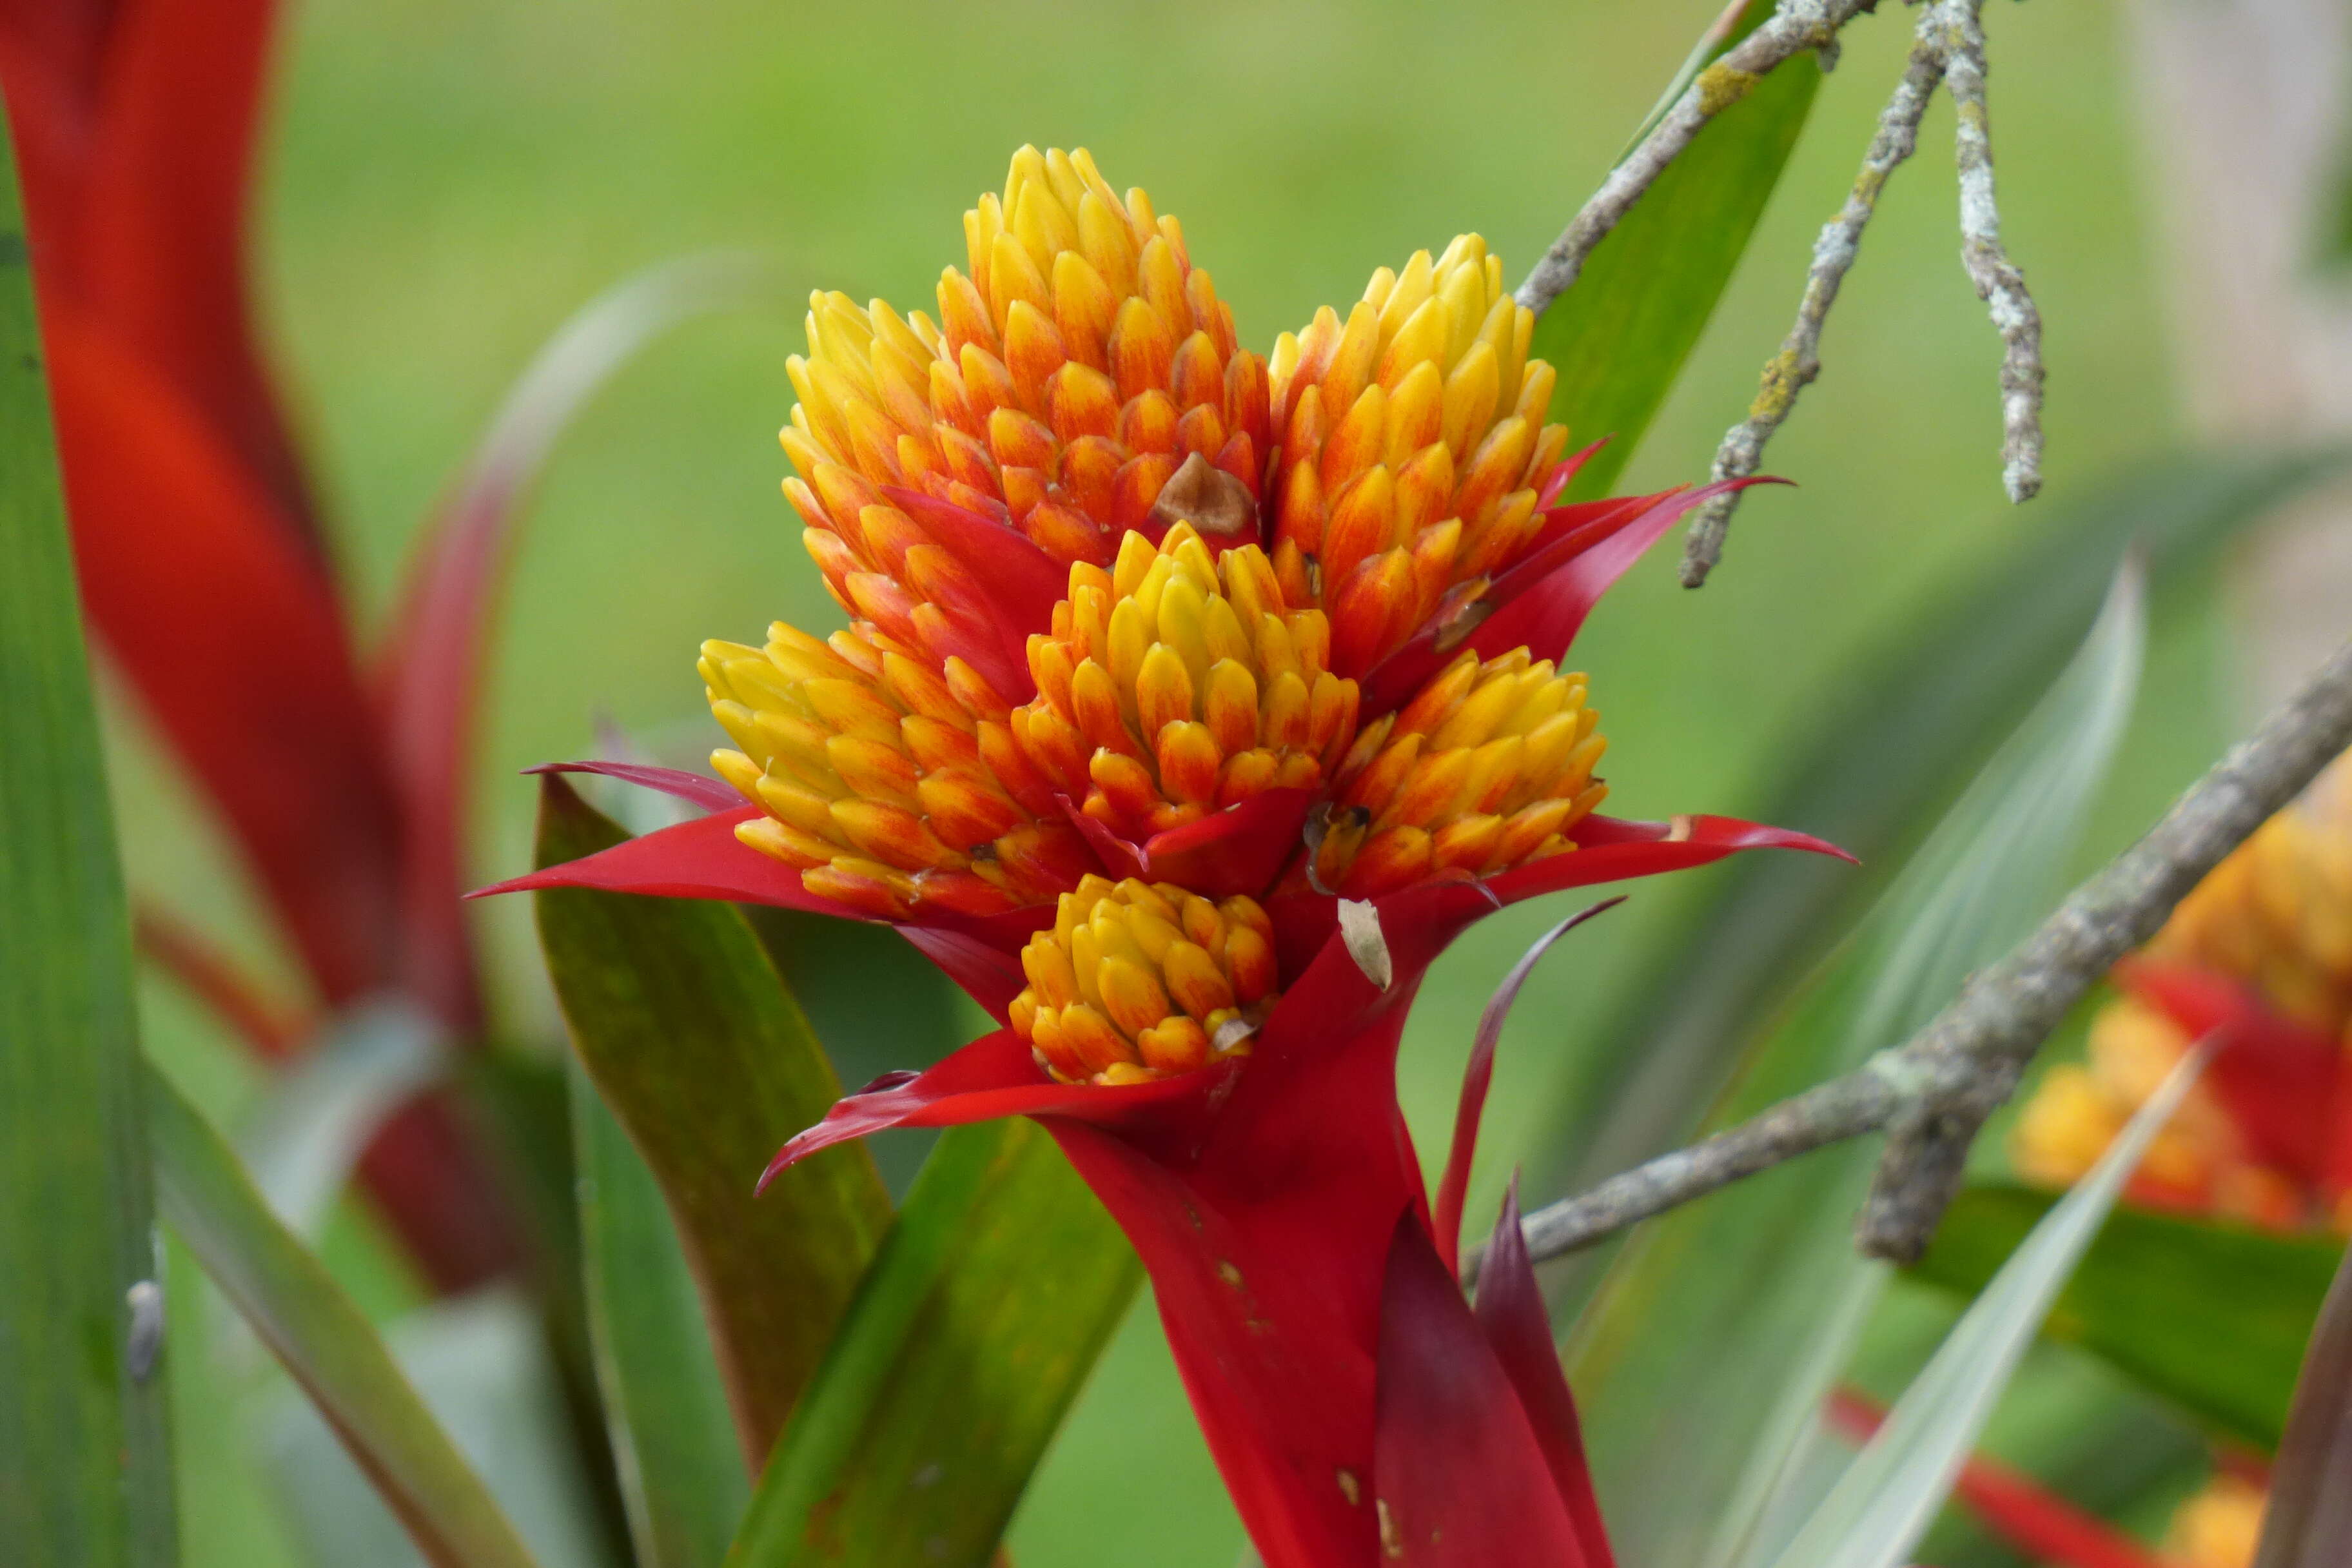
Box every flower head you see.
[2013,755,2352,1233]
[492,145,1846,1567]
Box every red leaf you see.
[1,0,320,545]
[2117,959,2342,1187]
[1536,438,1612,509]
[1357,479,1779,711]
[48,308,404,1006]
[885,484,1066,671]
[1463,477,1783,672]
[382,256,790,1028]
[1494,812,1854,901]
[761,1028,1233,1189]
[525,759,741,812]
[1475,1183,1616,1568]
[1433,899,1623,1274]
[472,798,1047,1012]
[1373,1211,1591,1567]
[1059,789,1316,900]
[1827,1389,2177,1568]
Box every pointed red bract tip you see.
[1434,898,1624,1274]
[1058,787,1317,900]
[1475,1182,1616,1568]
[757,1028,1232,1193]
[1536,438,1613,510]
[2115,957,2343,1188]
[522,759,741,812]
[1373,1211,1592,1566]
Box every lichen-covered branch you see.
[1678,24,1946,587]
[1465,1066,1902,1280]
[1944,0,2044,508]
[1855,632,2352,1260]
[1487,636,2352,1275]
[1513,0,1882,318]
[1675,0,2048,587]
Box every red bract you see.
[0,0,554,1288]
[484,147,1852,1562]
[493,493,1843,1567]
[2116,959,2352,1212]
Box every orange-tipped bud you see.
[1012,876,1278,1084]
[1012,524,1360,839]
[1269,234,1565,668]
[1304,648,1606,896]
[779,148,1275,656]
[705,623,1079,914]
[2011,754,2352,1233]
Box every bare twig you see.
[1487,636,2352,1275]
[1678,0,2048,587]
[1946,1,2044,507]
[1513,0,1883,318]
[1680,24,1946,586]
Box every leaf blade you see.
[727,1119,1141,1568]
[1910,1185,2343,1452]
[1535,0,1821,500]
[144,1059,542,1568]
[1769,1047,2210,1568]
[1567,561,2148,1568]
[571,1063,749,1568]
[2253,1241,2352,1567]
[530,774,893,1468]
[0,107,175,1565]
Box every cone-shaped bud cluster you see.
[1010,875,1278,1084]
[2012,995,2310,1230]
[2012,757,2352,1233]
[780,145,1274,645]
[2166,1476,2268,1568]
[1302,647,1607,899]
[704,622,1090,919]
[1013,522,1361,839]
[2148,761,2352,1037]
[1267,234,1569,673]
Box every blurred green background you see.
[108,1,2239,1563]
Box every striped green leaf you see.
[530,776,892,1472]
[727,1120,1140,1568]
[146,1061,540,1568]
[1536,0,1821,499]
[0,104,175,1567]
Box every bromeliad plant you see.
[22,3,2352,1566]
[493,145,1845,1564]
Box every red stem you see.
[1826,1387,2183,1568]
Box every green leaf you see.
[741,906,970,1195]
[1910,1184,2343,1453]
[1567,562,2147,1568]
[144,1059,542,1568]
[571,1060,748,1568]
[727,1119,1141,1568]
[2253,1243,2352,1567]
[1769,1047,2210,1568]
[0,109,176,1567]
[1535,0,1821,500]
[1534,447,2351,1236]
[530,775,892,1468]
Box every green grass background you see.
[105,0,2246,1563]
